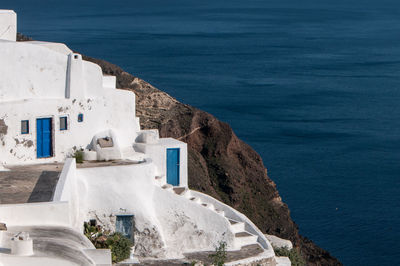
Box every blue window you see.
[78,113,84,122]
[21,120,29,134]
[60,116,68,130]
[116,215,134,241]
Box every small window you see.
[78,113,84,122]
[60,116,68,131]
[21,120,29,134]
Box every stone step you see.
[234,231,258,248]
[161,184,173,192]
[173,187,188,196]
[275,256,291,266]
[214,209,225,216]
[154,175,165,186]
[201,203,215,211]
[189,197,202,204]
[228,219,245,233]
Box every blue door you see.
[36,118,52,158]
[167,148,180,186]
[116,215,134,240]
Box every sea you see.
[3,0,400,265]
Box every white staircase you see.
[161,184,174,192]
[159,178,260,251]
[228,219,245,233]
[121,147,145,162]
[234,231,259,248]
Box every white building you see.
[0,10,286,266]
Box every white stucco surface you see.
[0,257,79,266]
[53,158,84,230]
[276,256,292,266]
[0,225,97,266]
[190,190,275,256]
[69,162,233,258]
[0,202,70,227]
[11,233,33,256]
[27,41,73,55]
[0,41,69,101]
[152,187,234,257]
[225,251,277,266]
[102,75,116,89]
[0,89,137,165]
[0,39,143,166]
[0,164,9,171]
[135,138,188,187]
[0,10,16,41]
[265,234,293,250]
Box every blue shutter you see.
[167,148,180,186]
[116,215,134,240]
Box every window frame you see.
[78,113,84,123]
[60,116,68,131]
[21,120,29,134]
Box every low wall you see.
[53,158,76,201]
[52,158,83,230]
[190,190,275,257]
[0,10,17,41]
[0,201,70,227]
[153,188,235,257]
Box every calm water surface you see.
[3,0,400,265]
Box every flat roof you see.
[0,10,16,14]
[0,163,63,204]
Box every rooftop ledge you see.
[75,159,145,168]
[0,10,15,13]
[0,159,148,205]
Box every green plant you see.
[209,241,227,266]
[83,222,133,263]
[274,247,306,266]
[84,222,100,239]
[73,150,84,163]
[106,232,133,263]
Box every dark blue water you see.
[4,0,400,264]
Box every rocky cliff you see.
[81,55,342,266]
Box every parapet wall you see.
[0,201,70,227]
[0,10,16,41]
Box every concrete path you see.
[75,160,139,169]
[134,244,264,265]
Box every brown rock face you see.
[83,55,342,266]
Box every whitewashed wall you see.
[0,201,70,227]
[102,76,116,89]
[0,40,139,165]
[74,162,233,258]
[135,138,188,187]
[0,41,68,101]
[0,10,16,41]
[0,90,137,165]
